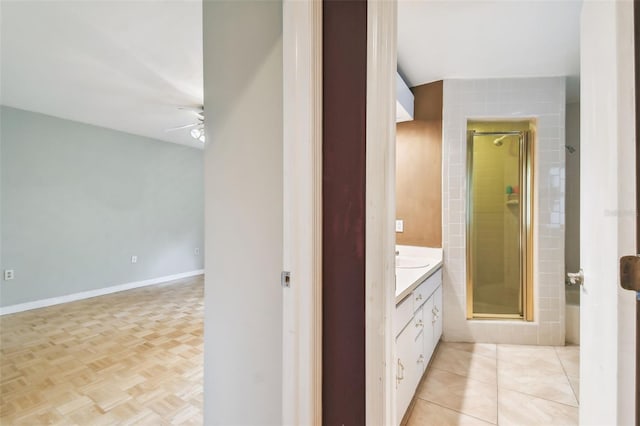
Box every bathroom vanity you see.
[394,246,443,423]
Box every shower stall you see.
[466,121,533,320]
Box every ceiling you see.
[398,0,582,101]
[1,0,581,144]
[1,1,203,148]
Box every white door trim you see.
[579,0,637,423]
[282,1,323,424]
[366,0,397,424]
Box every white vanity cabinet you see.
[395,268,443,423]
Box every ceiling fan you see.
[165,105,205,143]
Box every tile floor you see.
[404,342,580,426]
[0,276,204,425]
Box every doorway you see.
[466,123,533,321]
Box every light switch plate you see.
[131,256,138,264]
[395,219,404,233]
[4,269,14,280]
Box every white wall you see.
[442,77,566,345]
[0,106,204,308]
[579,1,636,424]
[202,1,283,424]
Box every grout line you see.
[420,343,578,425]
[554,346,580,404]
[429,343,499,386]
[442,343,498,362]
[497,345,580,409]
[428,366,497,387]
[503,386,580,410]
[413,342,499,424]
[414,397,496,425]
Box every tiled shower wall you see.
[442,77,566,345]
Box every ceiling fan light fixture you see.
[190,128,205,143]
[168,105,205,143]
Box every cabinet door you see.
[413,307,426,375]
[395,323,417,422]
[432,285,443,346]
[422,296,435,367]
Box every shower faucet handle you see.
[566,270,584,286]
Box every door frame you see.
[282,1,322,424]
[579,1,637,423]
[365,0,397,424]
[635,0,640,420]
[465,129,534,322]
[282,0,398,423]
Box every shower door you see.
[466,130,533,320]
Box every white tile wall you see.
[442,77,566,346]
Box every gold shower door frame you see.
[465,130,534,321]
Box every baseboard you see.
[0,270,204,316]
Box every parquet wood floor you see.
[0,275,204,425]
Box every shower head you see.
[493,135,507,147]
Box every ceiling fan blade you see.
[165,123,199,132]
[178,105,204,113]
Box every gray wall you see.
[0,106,204,307]
[203,1,283,424]
[565,102,580,274]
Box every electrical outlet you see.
[131,256,138,264]
[4,269,14,280]
[194,248,200,255]
[395,219,404,233]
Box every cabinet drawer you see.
[394,294,414,337]
[413,269,442,312]
[412,307,424,339]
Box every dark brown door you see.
[635,0,639,421]
[322,0,368,424]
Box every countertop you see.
[395,246,443,304]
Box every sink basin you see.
[396,256,429,269]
